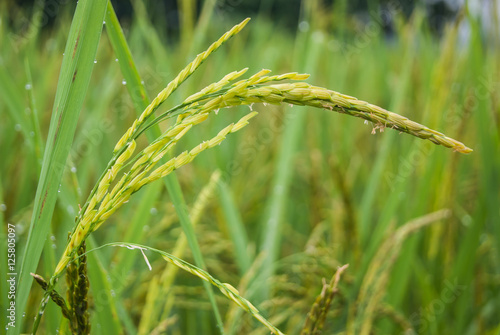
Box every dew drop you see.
[312,31,324,43]
[110,290,116,297]
[15,124,22,131]
[30,131,35,137]
[150,207,157,215]
[143,225,150,232]
[94,60,97,64]
[23,312,26,317]
[71,166,77,173]
[15,223,25,235]
[103,20,106,25]
[52,244,57,249]
[140,80,145,85]
[25,83,32,90]
[0,204,8,211]
[115,58,118,62]
[299,21,310,32]
[122,79,127,85]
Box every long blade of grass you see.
[161,176,225,329]
[0,66,34,152]
[110,182,162,281]
[12,1,108,333]
[189,0,217,56]
[158,170,221,323]
[257,0,322,301]
[23,57,44,164]
[216,178,252,275]
[357,13,422,246]
[450,11,499,333]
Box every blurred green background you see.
[1,0,499,334]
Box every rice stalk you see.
[138,275,160,335]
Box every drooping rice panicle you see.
[53,69,471,279]
[240,83,473,153]
[145,70,310,128]
[53,111,258,278]
[146,72,471,153]
[113,17,251,153]
[66,18,252,236]
[170,79,471,153]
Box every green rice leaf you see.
[12,1,108,333]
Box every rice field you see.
[1,1,499,334]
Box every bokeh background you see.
[1,0,499,334]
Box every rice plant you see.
[1,1,498,335]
